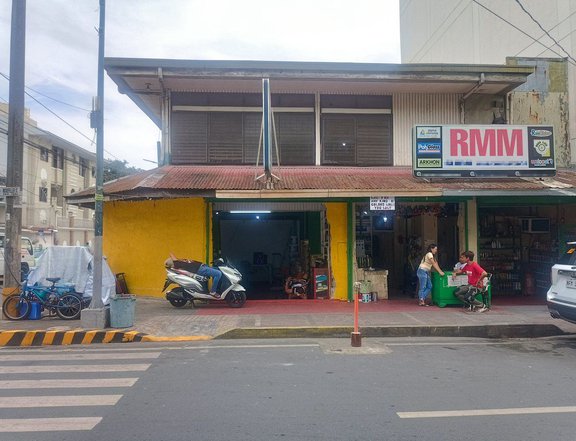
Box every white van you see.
[547,242,576,324]
[0,235,36,280]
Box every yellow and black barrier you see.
[0,330,148,347]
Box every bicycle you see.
[2,277,83,320]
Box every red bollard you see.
[351,283,362,347]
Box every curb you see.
[0,324,569,346]
[216,324,568,340]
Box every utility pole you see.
[81,0,108,327]
[2,0,26,315]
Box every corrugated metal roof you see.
[68,166,576,202]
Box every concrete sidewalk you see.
[2,296,576,346]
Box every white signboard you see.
[370,196,395,211]
[413,125,555,178]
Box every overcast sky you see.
[0,0,401,170]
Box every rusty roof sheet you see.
[69,166,576,199]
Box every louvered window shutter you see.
[275,113,315,165]
[208,113,243,163]
[171,112,208,164]
[322,115,356,165]
[356,114,392,166]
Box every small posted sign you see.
[370,196,395,211]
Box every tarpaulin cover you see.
[27,246,115,305]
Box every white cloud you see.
[1,0,400,170]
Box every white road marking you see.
[0,352,161,361]
[0,378,138,389]
[0,363,150,373]
[397,406,576,419]
[0,395,122,408]
[0,417,102,432]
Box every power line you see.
[0,71,91,112]
[514,0,576,64]
[0,72,95,146]
[514,9,576,57]
[0,102,120,161]
[471,0,576,67]
[408,0,469,62]
[535,28,576,58]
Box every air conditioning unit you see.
[520,218,550,234]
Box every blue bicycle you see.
[2,277,83,320]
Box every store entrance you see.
[213,209,328,300]
[354,203,460,299]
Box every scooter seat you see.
[172,268,195,277]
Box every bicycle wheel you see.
[2,295,31,320]
[56,294,82,320]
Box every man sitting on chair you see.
[452,251,489,313]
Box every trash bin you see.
[431,272,490,307]
[109,294,136,328]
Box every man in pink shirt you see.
[453,251,488,312]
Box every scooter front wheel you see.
[225,290,246,308]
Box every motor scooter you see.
[162,257,246,308]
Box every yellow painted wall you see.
[103,198,207,297]
[326,202,348,301]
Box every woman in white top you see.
[417,244,445,306]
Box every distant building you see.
[399,0,576,164]
[0,103,96,249]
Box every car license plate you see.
[566,279,576,289]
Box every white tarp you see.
[27,246,115,305]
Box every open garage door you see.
[212,202,328,300]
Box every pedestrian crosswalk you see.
[0,347,160,434]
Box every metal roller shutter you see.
[276,113,315,165]
[322,114,392,166]
[208,113,243,163]
[356,114,392,166]
[322,115,356,165]
[171,112,208,164]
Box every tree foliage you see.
[104,159,143,182]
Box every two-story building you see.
[68,59,576,303]
[0,103,96,251]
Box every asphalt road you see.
[1,336,576,441]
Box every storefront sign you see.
[370,196,395,211]
[412,125,556,178]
